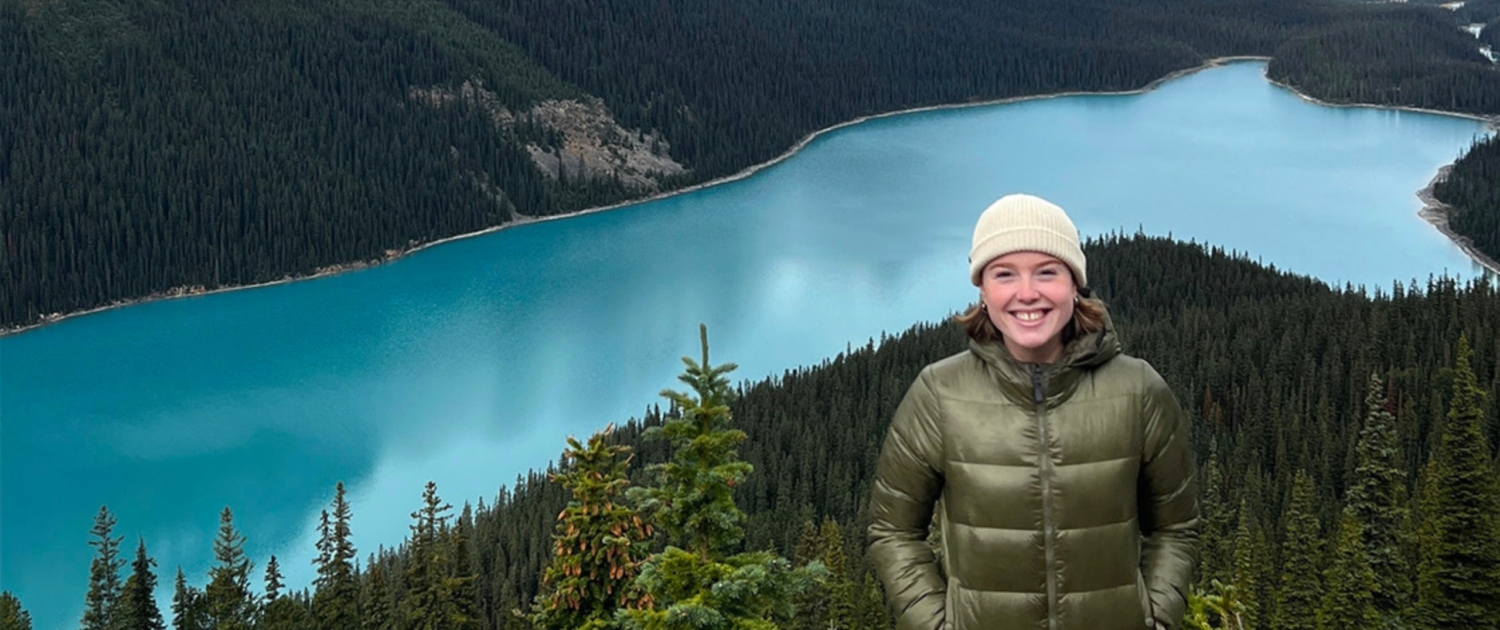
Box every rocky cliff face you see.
[411,81,686,192]
[521,98,686,190]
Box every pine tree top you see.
[619,326,822,630]
[631,325,753,559]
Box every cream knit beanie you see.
[968,194,1087,287]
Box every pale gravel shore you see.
[5,55,1494,336]
[1417,165,1500,278]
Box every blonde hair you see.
[953,294,1108,345]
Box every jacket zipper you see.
[1033,364,1058,630]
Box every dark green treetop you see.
[1317,512,1379,630]
[1415,335,1500,630]
[204,507,255,630]
[0,592,32,630]
[171,568,208,630]
[1344,372,1411,620]
[117,538,165,630]
[81,506,124,630]
[619,325,823,630]
[404,481,479,630]
[1273,470,1322,630]
[313,482,360,629]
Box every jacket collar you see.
[968,309,1121,409]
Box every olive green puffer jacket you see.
[867,323,1198,630]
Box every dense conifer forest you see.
[1433,135,1500,270]
[8,236,1496,629]
[1266,6,1500,114]
[5,0,1500,329]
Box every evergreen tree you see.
[1200,444,1233,588]
[172,568,208,630]
[313,483,359,629]
[1416,336,1500,630]
[260,556,309,630]
[1413,459,1441,628]
[1316,513,1378,630]
[856,574,888,630]
[1273,471,1322,630]
[204,507,255,630]
[788,520,827,630]
[118,539,166,630]
[619,325,823,630]
[530,424,653,629]
[403,481,477,630]
[1344,372,1411,621]
[82,506,125,630]
[446,508,481,628]
[816,519,855,630]
[792,520,819,568]
[263,557,284,604]
[362,561,396,630]
[1231,500,1262,630]
[1392,480,1420,620]
[0,592,32,630]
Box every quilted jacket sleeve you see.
[868,368,947,630]
[1139,366,1200,630]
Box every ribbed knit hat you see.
[968,194,1087,287]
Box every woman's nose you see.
[1017,276,1039,300]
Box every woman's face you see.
[979,251,1077,364]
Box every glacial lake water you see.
[0,60,1492,628]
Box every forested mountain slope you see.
[5,0,1499,329]
[0,0,597,327]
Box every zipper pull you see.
[1031,364,1045,405]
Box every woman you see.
[867,194,1199,630]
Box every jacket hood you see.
[967,306,1122,408]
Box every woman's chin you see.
[1002,335,1062,363]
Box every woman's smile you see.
[1010,308,1049,323]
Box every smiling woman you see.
[955,195,1110,364]
[867,194,1199,630]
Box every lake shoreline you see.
[1416,165,1500,278]
[5,55,1493,336]
[1260,74,1500,281]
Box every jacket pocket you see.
[1136,570,1155,630]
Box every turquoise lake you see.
[0,60,1492,628]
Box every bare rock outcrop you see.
[520,98,685,190]
[410,81,685,191]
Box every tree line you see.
[1267,5,1500,114]
[1432,135,1500,267]
[3,235,1496,629]
[6,0,1500,329]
